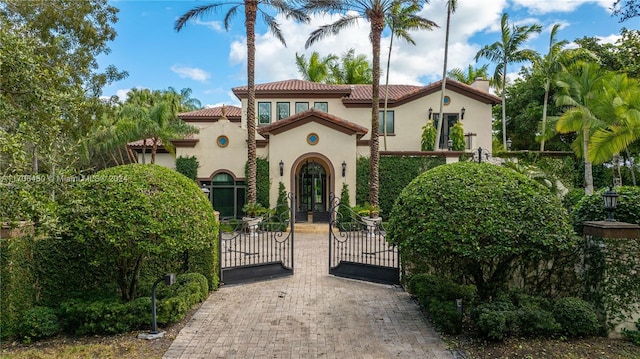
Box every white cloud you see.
[512,0,615,14]
[597,33,621,44]
[170,65,211,82]
[193,18,224,32]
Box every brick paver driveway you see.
[164,232,453,359]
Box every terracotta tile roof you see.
[178,105,242,121]
[232,79,352,97]
[232,78,500,105]
[257,108,368,139]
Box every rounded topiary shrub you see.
[553,297,601,337]
[388,162,575,300]
[62,164,218,302]
[572,186,640,234]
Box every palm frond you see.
[174,3,225,32]
[305,14,360,49]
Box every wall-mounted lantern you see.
[279,160,284,177]
[341,161,347,177]
[428,107,433,120]
[460,107,466,120]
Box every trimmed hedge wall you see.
[356,155,445,217]
[0,234,36,339]
[245,157,270,208]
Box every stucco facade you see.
[134,78,500,221]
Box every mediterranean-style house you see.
[129,78,500,221]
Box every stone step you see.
[293,223,330,234]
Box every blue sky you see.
[99,0,635,108]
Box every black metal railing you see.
[328,194,400,284]
[219,193,294,284]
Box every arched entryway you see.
[294,157,332,223]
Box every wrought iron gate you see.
[328,194,400,285]
[219,193,294,285]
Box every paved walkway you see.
[163,232,454,359]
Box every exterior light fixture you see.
[341,161,347,177]
[428,107,433,120]
[603,187,619,222]
[460,107,466,120]
[506,138,512,152]
[279,160,284,177]
[447,138,453,151]
[201,183,210,199]
[138,273,176,339]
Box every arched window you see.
[201,172,246,219]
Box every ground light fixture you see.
[138,273,176,340]
[506,138,512,151]
[603,187,619,222]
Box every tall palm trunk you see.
[540,78,550,151]
[435,1,453,151]
[369,15,383,208]
[246,1,258,205]
[625,147,637,186]
[583,127,594,195]
[383,34,394,151]
[501,58,508,149]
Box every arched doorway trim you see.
[291,153,335,223]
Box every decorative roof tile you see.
[178,105,242,121]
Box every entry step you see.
[293,223,329,233]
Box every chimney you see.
[470,77,489,93]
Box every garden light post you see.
[506,138,512,151]
[139,273,175,340]
[603,187,619,222]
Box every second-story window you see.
[258,102,271,125]
[295,102,309,114]
[314,102,328,112]
[378,110,395,134]
[277,102,290,120]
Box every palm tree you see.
[330,48,374,84]
[475,13,541,149]
[303,0,426,209]
[532,24,595,152]
[175,1,309,205]
[555,61,608,195]
[295,51,338,82]
[588,73,640,185]
[382,2,437,150]
[447,64,491,85]
[435,0,457,151]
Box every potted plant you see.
[356,203,382,236]
[242,203,267,235]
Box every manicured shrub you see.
[388,162,575,300]
[156,273,209,324]
[17,306,61,343]
[553,297,601,337]
[473,301,521,340]
[572,186,640,234]
[407,274,476,334]
[1,234,36,339]
[60,164,219,302]
[421,122,436,151]
[450,122,465,151]
[59,273,208,336]
[59,297,150,335]
[562,187,586,212]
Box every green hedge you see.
[572,186,640,234]
[0,233,36,339]
[407,274,476,334]
[356,155,445,217]
[175,155,199,181]
[245,157,270,208]
[59,273,208,336]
